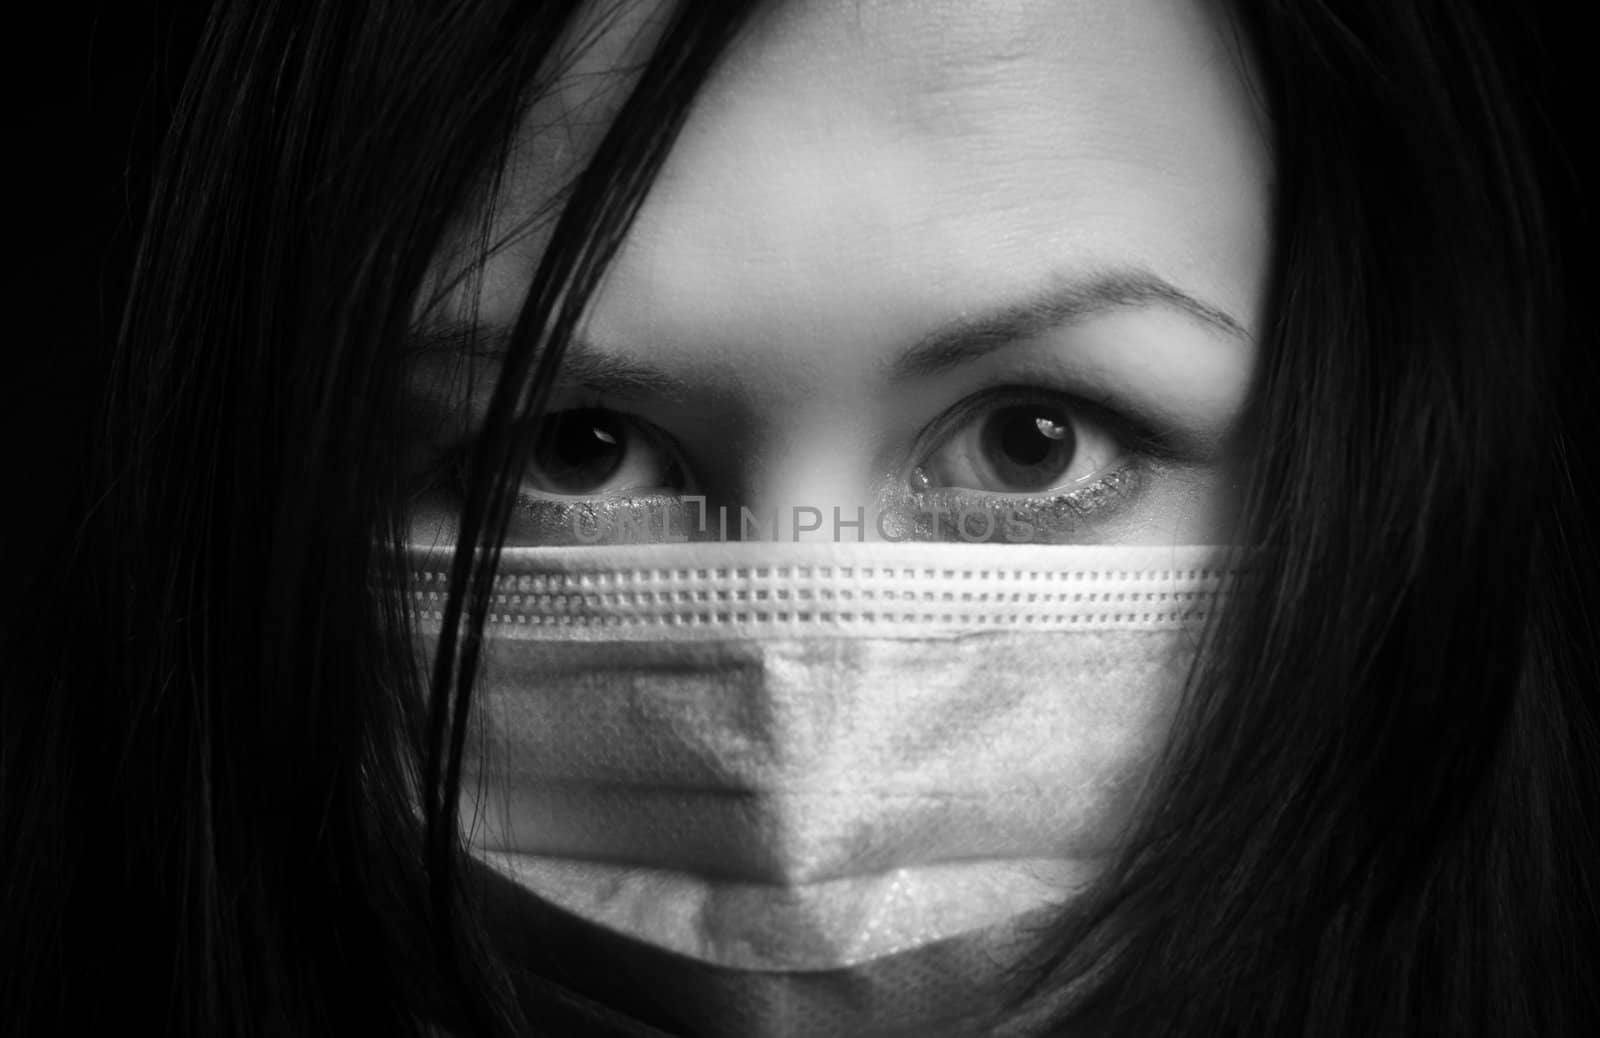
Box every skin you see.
[407,0,1271,549]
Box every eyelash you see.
[884,468,1145,542]
[420,386,1173,543]
[888,387,1170,542]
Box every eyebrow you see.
[404,323,686,397]
[887,268,1250,381]
[405,267,1248,393]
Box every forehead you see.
[462,0,1270,361]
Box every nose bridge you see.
[678,371,876,537]
[747,431,877,543]
[699,376,882,543]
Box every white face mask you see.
[411,542,1232,1036]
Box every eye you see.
[525,407,684,497]
[915,395,1124,495]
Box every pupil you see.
[981,405,1076,490]
[535,408,625,492]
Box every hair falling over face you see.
[5,2,1598,1037]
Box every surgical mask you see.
[409,541,1232,1037]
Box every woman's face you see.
[407,0,1270,548]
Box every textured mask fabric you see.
[409,542,1232,1036]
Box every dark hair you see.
[1015,4,1599,1034]
[6,1,1594,1035]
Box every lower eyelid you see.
[510,492,694,545]
[898,462,1145,542]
